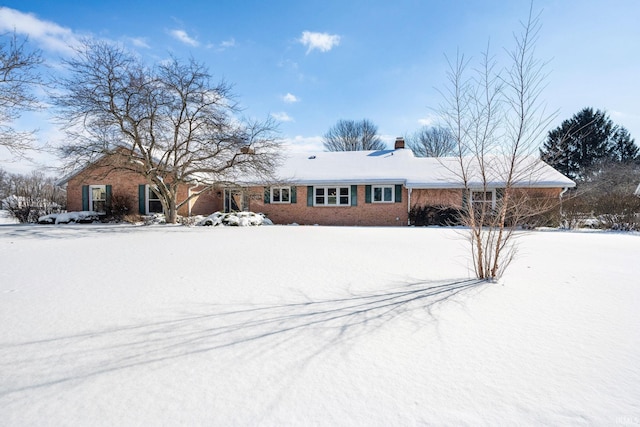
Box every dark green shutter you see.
[138,184,146,214]
[291,186,297,204]
[395,185,402,203]
[264,187,270,204]
[350,185,357,206]
[82,185,89,211]
[105,185,112,212]
[365,185,372,203]
[307,186,313,206]
[462,189,469,209]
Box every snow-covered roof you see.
[59,147,576,190]
[265,148,576,189]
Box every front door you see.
[224,189,247,212]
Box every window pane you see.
[148,188,161,201]
[315,188,325,196]
[339,187,349,196]
[384,187,393,201]
[92,200,106,212]
[373,187,382,202]
[472,191,492,202]
[281,188,290,202]
[273,188,281,202]
[148,200,163,213]
[327,188,336,205]
[92,187,105,201]
[340,196,349,205]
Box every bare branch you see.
[0,31,43,158]
[53,40,283,223]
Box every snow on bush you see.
[197,211,272,227]
[38,211,103,224]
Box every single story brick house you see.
[58,139,575,226]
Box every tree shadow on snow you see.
[0,278,486,397]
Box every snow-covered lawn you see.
[0,224,638,425]
[0,210,17,224]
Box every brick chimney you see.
[394,137,405,150]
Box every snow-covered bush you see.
[198,211,272,227]
[142,213,167,225]
[38,211,102,224]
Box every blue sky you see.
[1,0,639,173]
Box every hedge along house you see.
[58,138,575,225]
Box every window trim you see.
[146,185,163,214]
[270,186,292,204]
[372,185,395,203]
[470,189,496,210]
[89,185,106,213]
[313,186,351,207]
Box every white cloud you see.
[418,114,438,127]
[0,7,81,55]
[170,29,199,47]
[282,135,324,152]
[128,37,150,49]
[220,38,235,49]
[271,112,294,122]
[282,93,299,104]
[207,38,235,51]
[299,31,340,54]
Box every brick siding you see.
[66,157,219,216]
[250,185,409,226]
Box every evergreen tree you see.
[540,108,639,181]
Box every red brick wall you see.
[410,189,464,209]
[67,163,147,213]
[248,185,409,226]
[66,159,219,216]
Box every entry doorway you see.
[224,189,248,212]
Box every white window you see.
[271,186,291,204]
[147,186,163,214]
[89,185,106,213]
[315,186,350,206]
[470,189,496,210]
[372,185,394,203]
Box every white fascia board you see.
[406,180,577,189]
[295,179,404,186]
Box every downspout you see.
[558,187,569,223]
[559,187,569,198]
[407,187,412,226]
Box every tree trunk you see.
[167,197,178,224]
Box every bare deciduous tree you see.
[54,40,282,223]
[0,32,42,158]
[323,119,385,151]
[440,6,557,280]
[406,126,457,157]
[3,171,65,223]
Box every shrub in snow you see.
[38,211,103,224]
[198,211,271,227]
[409,205,462,226]
[142,213,167,225]
[108,192,135,221]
